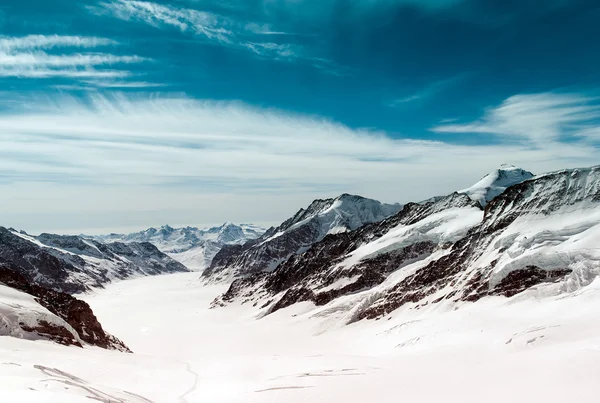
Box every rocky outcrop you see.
[0,264,130,351]
[0,227,84,293]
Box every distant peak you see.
[336,193,365,201]
[497,164,529,173]
[157,225,175,236]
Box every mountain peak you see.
[336,193,363,200]
[460,165,534,207]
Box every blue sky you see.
[0,0,599,233]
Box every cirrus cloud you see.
[0,34,147,79]
[0,91,598,232]
[432,92,600,144]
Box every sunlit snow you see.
[2,272,599,402]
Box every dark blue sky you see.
[2,0,599,138]
[1,0,599,233]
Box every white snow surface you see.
[340,206,483,271]
[479,202,600,291]
[2,272,600,402]
[460,164,534,207]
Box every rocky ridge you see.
[205,194,402,281]
[212,165,600,326]
[0,227,188,294]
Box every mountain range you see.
[89,222,266,272]
[211,165,600,326]
[1,163,599,354]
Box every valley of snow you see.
[1,271,599,402]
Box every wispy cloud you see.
[0,91,597,232]
[242,42,300,60]
[0,34,146,79]
[91,0,339,70]
[0,92,597,191]
[0,35,117,51]
[93,0,234,43]
[81,79,165,88]
[0,68,130,79]
[0,53,144,67]
[432,92,600,143]
[387,74,467,107]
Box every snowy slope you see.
[205,194,401,281]
[213,192,480,311]
[0,283,82,345]
[460,164,534,207]
[354,165,600,320]
[4,272,600,402]
[91,223,266,271]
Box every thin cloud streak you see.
[0,34,147,80]
[0,35,118,51]
[387,74,468,107]
[0,68,131,78]
[0,53,145,67]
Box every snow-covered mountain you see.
[0,227,188,294]
[460,164,534,207]
[204,194,402,281]
[213,165,600,325]
[213,191,480,309]
[90,223,266,271]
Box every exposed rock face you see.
[214,165,600,325]
[0,227,188,294]
[205,194,402,281]
[0,264,130,351]
[18,320,81,347]
[0,227,83,293]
